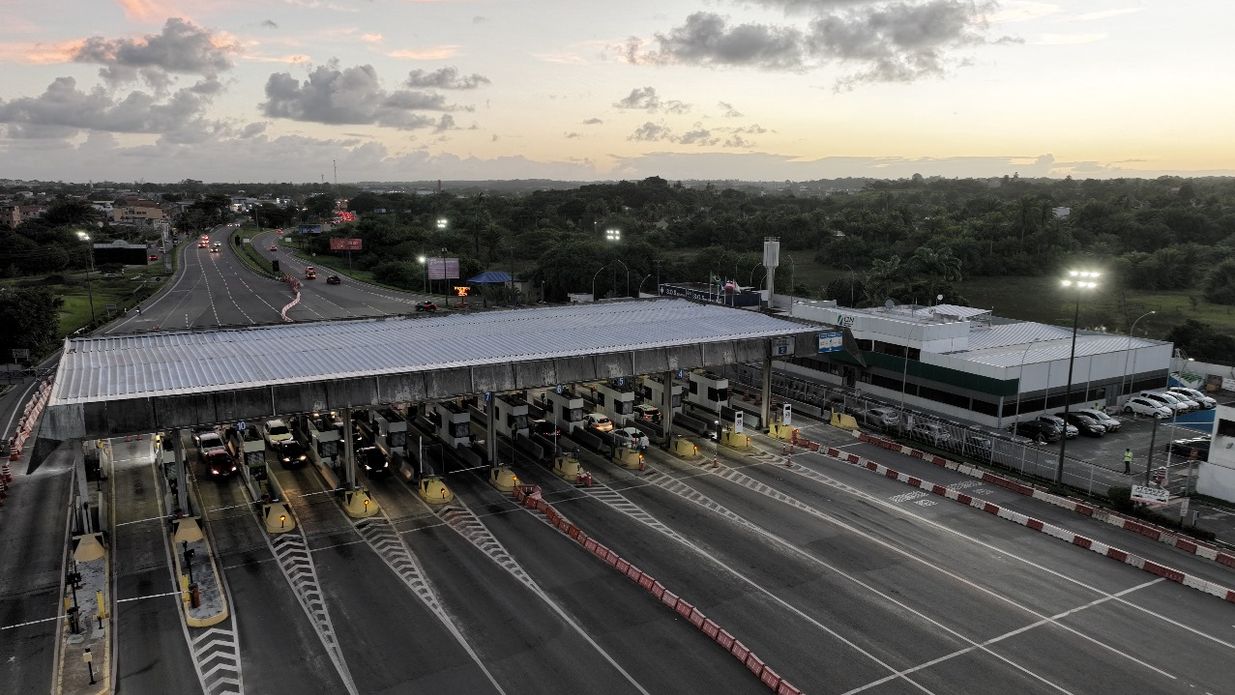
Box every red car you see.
[414,301,437,312]
[148,254,159,261]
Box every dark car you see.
[1010,420,1061,444]
[415,301,438,312]
[1167,436,1210,461]
[532,419,561,438]
[200,448,237,479]
[268,245,279,252]
[1058,411,1106,437]
[357,446,390,476]
[326,275,341,285]
[1036,414,1078,439]
[276,439,309,468]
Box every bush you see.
[371,260,420,290]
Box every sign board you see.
[837,314,855,328]
[781,403,793,426]
[427,257,461,280]
[617,377,625,387]
[312,400,324,413]
[297,224,323,235]
[733,411,744,434]
[676,369,686,379]
[772,336,795,357]
[817,330,844,353]
[1131,485,1169,505]
[555,384,564,394]
[10,348,29,362]
[329,237,362,252]
[236,420,247,432]
[454,286,470,297]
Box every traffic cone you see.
[0,476,8,505]
[1,462,11,483]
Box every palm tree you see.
[910,246,963,302]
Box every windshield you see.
[269,425,289,436]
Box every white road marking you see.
[115,591,183,604]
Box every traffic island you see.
[343,488,380,518]
[169,517,229,628]
[263,500,296,533]
[612,447,646,470]
[417,476,454,504]
[669,435,700,460]
[489,465,519,493]
[55,533,110,694]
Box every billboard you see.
[427,256,460,280]
[817,331,844,353]
[297,224,323,235]
[329,237,363,252]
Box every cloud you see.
[361,33,384,44]
[613,86,690,114]
[261,19,279,29]
[405,66,490,89]
[115,0,176,22]
[564,131,581,139]
[1067,8,1143,22]
[533,52,588,64]
[1032,32,1106,45]
[718,100,743,117]
[472,15,488,24]
[631,2,1002,87]
[0,39,88,65]
[387,45,461,60]
[261,60,465,130]
[629,121,673,142]
[73,18,238,88]
[583,117,603,125]
[627,121,722,146]
[677,126,718,146]
[723,134,753,148]
[0,76,222,142]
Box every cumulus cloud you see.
[261,60,467,130]
[677,126,718,146]
[629,121,673,142]
[614,86,691,114]
[629,1,1003,87]
[405,66,491,90]
[261,19,279,29]
[718,100,743,117]
[72,18,238,88]
[583,117,603,125]
[627,121,722,146]
[564,131,581,139]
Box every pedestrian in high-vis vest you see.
[1123,448,1133,474]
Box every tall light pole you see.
[76,231,96,322]
[784,254,796,294]
[417,254,428,292]
[1009,338,1042,429]
[748,263,765,289]
[842,263,856,306]
[1121,310,1156,401]
[1056,269,1100,484]
[591,264,606,302]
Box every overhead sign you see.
[427,257,461,280]
[817,330,844,353]
[236,420,247,432]
[297,224,323,235]
[772,336,795,357]
[329,237,362,251]
[1131,485,1169,505]
[733,411,744,434]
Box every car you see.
[198,240,209,249]
[909,422,951,447]
[269,244,279,252]
[531,419,561,438]
[1057,411,1106,437]
[197,431,226,452]
[1168,386,1216,409]
[1138,391,1189,414]
[148,254,159,261]
[275,439,308,468]
[200,447,237,478]
[326,275,341,285]
[962,431,994,456]
[1157,390,1199,412]
[304,266,317,280]
[1123,397,1172,418]
[1036,414,1077,439]
[584,412,614,432]
[415,301,438,312]
[191,426,219,446]
[613,427,650,449]
[210,243,221,253]
[264,418,293,445]
[1073,408,1122,432]
[1009,420,1061,444]
[1167,436,1210,461]
[633,404,661,423]
[357,446,390,476]
[862,407,900,430]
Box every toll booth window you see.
[509,414,528,430]
[615,400,633,414]
[689,380,699,394]
[320,441,338,457]
[708,387,729,403]
[596,392,607,406]
[1219,418,1235,438]
[389,431,407,448]
[566,407,583,421]
[451,422,470,438]
[162,436,174,452]
[671,393,682,407]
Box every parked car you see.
[1036,414,1078,439]
[1009,420,1061,444]
[961,427,994,457]
[415,301,438,312]
[1168,386,1216,409]
[633,404,661,423]
[1074,408,1122,432]
[1057,411,1106,437]
[862,407,900,430]
[1123,397,1172,418]
[1138,391,1190,414]
[1167,436,1210,461]
[613,427,650,450]
[1158,390,1199,411]
[357,446,390,476]
[326,275,342,285]
[585,413,614,432]
[909,422,951,447]
[264,418,293,446]
[275,439,308,468]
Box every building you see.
[93,240,153,266]
[782,300,1172,428]
[659,282,762,307]
[1199,404,1235,502]
[112,199,166,228]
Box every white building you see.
[1198,404,1235,502]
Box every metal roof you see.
[956,327,1165,368]
[50,298,814,406]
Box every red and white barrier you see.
[818,443,1235,604]
[856,432,1235,571]
[279,275,301,323]
[512,485,803,694]
[8,376,54,465]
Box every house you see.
[112,199,167,227]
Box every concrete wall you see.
[1198,404,1235,503]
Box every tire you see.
[1123,406,1134,414]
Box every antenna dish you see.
[936,294,944,301]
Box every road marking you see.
[0,614,62,631]
[116,590,182,603]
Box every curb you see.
[512,485,803,695]
[856,432,1235,571]
[813,440,1235,605]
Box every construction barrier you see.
[511,484,802,694]
[8,376,54,464]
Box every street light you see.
[436,217,448,230]
[76,231,96,323]
[417,255,428,292]
[1121,310,1156,401]
[748,263,765,289]
[1056,269,1101,484]
[605,228,621,242]
[1009,338,1043,429]
[842,264,856,306]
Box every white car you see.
[584,413,614,432]
[1169,386,1216,409]
[613,427,650,449]
[1123,397,1172,418]
[264,418,293,445]
[1139,391,1191,413]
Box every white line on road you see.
[1,377,40,439]
[116,591,183,604]
[0,614,62,631]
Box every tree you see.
[0,287,62,359]
[1166,320,1235,363]
[1203,258,1235,305]
[910,245,963,301]
[304,194,336,221]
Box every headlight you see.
[298,455,306,461]
[282,456,290,462]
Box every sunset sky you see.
[0,0,1231,182]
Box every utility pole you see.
[332,159,338,186]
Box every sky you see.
[0,0,1232,183]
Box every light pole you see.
[748,263,765,289]
[611,259,630,298]
[842,263,856,306]
[638,273,652,296]
[1056,269,1100,484]
[1121,310,1156,401]
[1009,338,1042,429]
[438,248,448,307]
[591,264,607,302]
[417,254,427,293]
[76,231,96,323]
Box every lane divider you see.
[512,484,803,695]
[7,375,53,466]
[279,275,301,323]
[813,441,1235,605]
[855,432,1235,571]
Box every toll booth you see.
[591,380,636,426]
[542,388,586,433]
[360,407,408,459]
[225,425,267,470]
[493,395,530,439]
[298,413,341,467]
[686,371,729,414]
[434,401,473,448]
[639,375,683,413]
